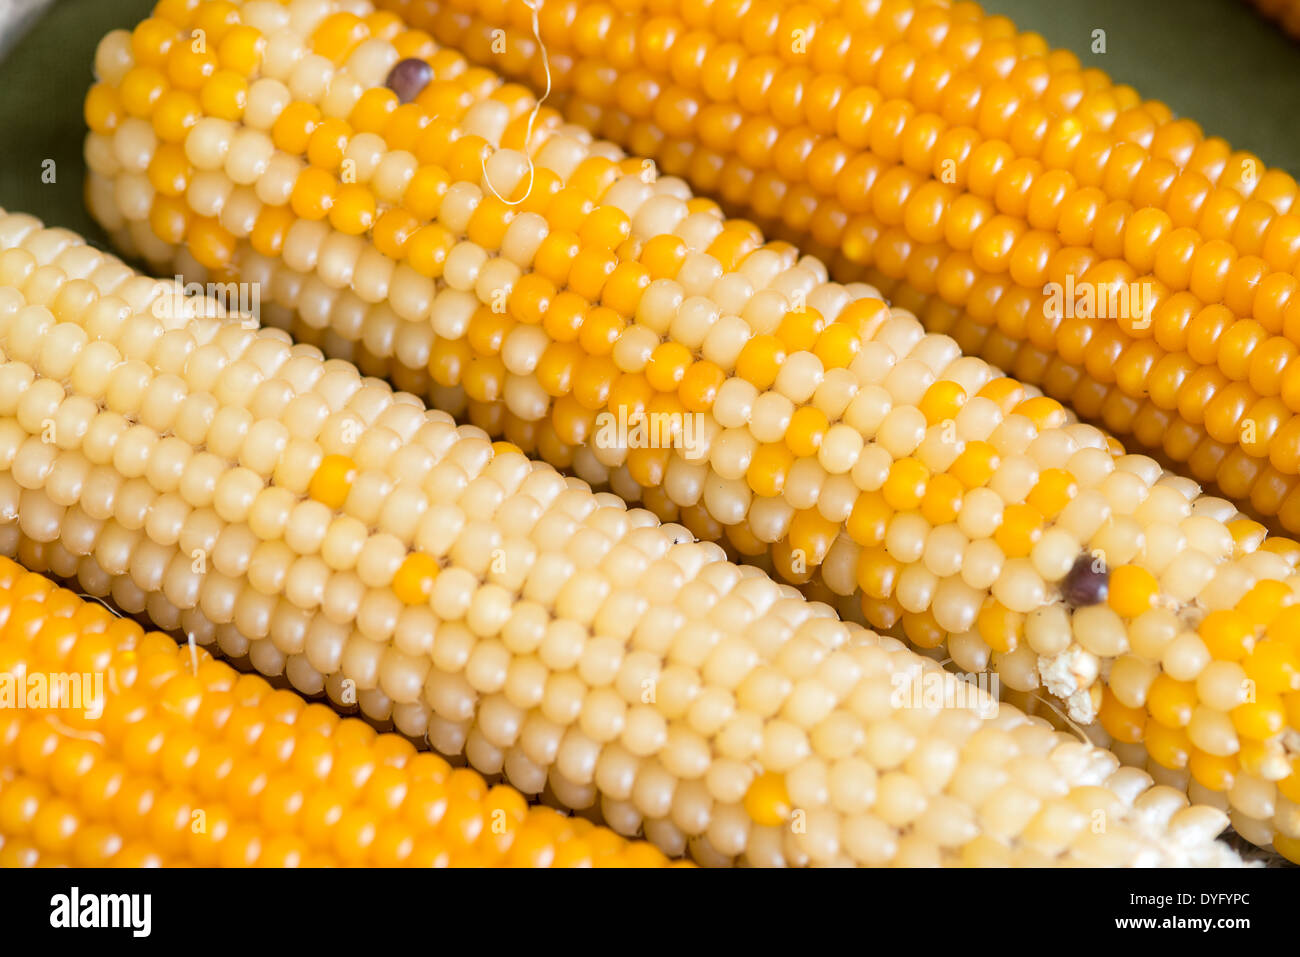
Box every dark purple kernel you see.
[1061,553,1109,607]
[386,58,433,104]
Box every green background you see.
[1,0,1298,241]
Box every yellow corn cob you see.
[387,0,1300,537]
[77,0,1300,857]
[0,556,670,866]
[6,207,1257,866]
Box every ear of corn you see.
[74,0,1300,860]
[0,555,671,867]
[0,202,1257,866]
[384,0,1300,538]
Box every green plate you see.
[982,0,1300,174]
[0,0,155,243]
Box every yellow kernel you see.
[747,443,794,498]
[784,406,829,458]
[329,184,378,236]
[1144,719,1191,769]
[119,66,168,118]
[993,503,1043,559]
[949,440,999,488]
[812,322,861,370]
[882,457,928,511]
[1231,694,1286,740]
[312,11,369,61]
[1226,518,1269,557]
[639,234,687,280]
[308,455,358,509]
[404,165,450,220]
[847,491,891,547]
[291,168,337,221]
[1188,748,1237,792]
[151,88,201,143]
[1014,395,1067,430]
[392,553,440,605]
[1146,674,1197,728]
[977,598,1022,653]
[130,17,179,69]
[978,377,1026,414]
[1243,642,1300,694]
[186,217,236,271]
[788,509,838,566]
[919,473,963,525]
[1098,687,1146,744]
[734,335,786,391]
[1107,564,1160,619]
[198,70,248,121]
[1200,609,1255,661]
[856,548,900,599]
[84,84,123,136]
[775,308,825,354]
[1239,580,1294,628]
[743,772,791,828]
[272,101,321,155]
[1026,468,1077,518]
[918,380,966,425]
[405,223,455,277]
[217,25,266,75]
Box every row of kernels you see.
[427,0,1253,212]
[0,392,712,832]
[891,264,1300,534]
[877,267,1300,535]
[474,247,1300,813]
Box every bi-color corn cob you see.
[389,0,1300,535]
[0,556,670,866]
[7,207,1257,866]
[78,0,1300,858]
